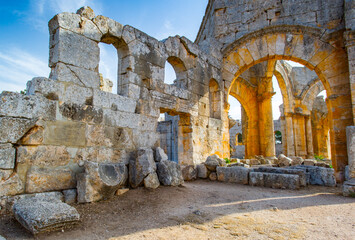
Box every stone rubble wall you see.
[0,7,229,198]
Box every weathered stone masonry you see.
[1,0,355,199]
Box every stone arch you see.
[301,79,325,112]
[165,56,188,89]
[222,26,352,175]
[209,78,221,119]
[274,61,294,114]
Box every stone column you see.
[305,116,314,158]
[285,114,295,156]
[258,92,276,157]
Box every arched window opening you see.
[164,56,187,89]
[237,133,243,144]
[99,35,129,95]
[275,130,282,144]
[317,90,327,98]
[209,79,221,119]
[272,75,282,120]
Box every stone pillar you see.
[285,114,295,156]
[305,116,314,158]
[258,92,276,157]
[346,126,355,179]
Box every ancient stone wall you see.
[0,7,229,197]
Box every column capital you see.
[257,92,275,102]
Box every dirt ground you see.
[1,180,355,240]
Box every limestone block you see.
[253,167,307,187]
[156,160,184,186]
[93,89,137,113]
[343,178,355,197]
[59,103,103,124]
[155,147,168,162]
[17,145,71,167]
[0,117,37,144]
[129,148,156,188]
[304,159,316,166]
[26,167,76,193]
[277,154,292,167]
[205,154,226,171]
[27,77,63,100]
[132,130,159,149]
[249,172,300,190]
[93,15,123,38]
[76,6,95,20]
[63,189,77,204]
[74,147,130,165]
[0,144,15,169]
[290,156,304,166]
[0,92,56,120]
[19,125,44,146]
[216,166,250,184]
[61,83,94,105]
[209,172,217,181]
[49,28,99,71]
[49,63,100,89]
[139,116,158,132]
[164,84,189,100]
[0,174,24,197]
[42,121,86,147]
[77,161,128,203]
[0,169,12,181]
[86,125,134,149]
[103,109,140,129]
[181,165,197,181]
[346,126,355,179]
[290,166,336,187]
[196,164,209,178]
[13,197,80,234]
[345,165,350,181]
[143,172,160,189]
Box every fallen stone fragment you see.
[63,189,77,204]
[156,160,184,186]
[13,197,80,235]
[289,165,336,187]
[181,165,197,181]
[77,161,128,203]
[303,159,316,166]
[209,172,217,181]
[196,164,209,178]
[115,188,129,196]
[290,156,303,166]
[249,172,300,190]
[253,167,307,187]
[143,172,160,189]
[205,154,226,171]
[129,148,156,188]
[155,147,168,162]
[217,166,250,184]
[343,178,355,197]
[277,154,292,167]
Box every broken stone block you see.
[315,162,329,168]
[0,92,56,120]
[249,159,261,165]
[156,160,184,186]
[181,165,197,181]
[304,159,316,166]
[13,197,80,234]
[0,169,12,181]
[254,167,307,187]
[0,174,24,197]
[115,188,129,196]
[289,165,336,187]
[0,144,15,169]
[249,172,300,190]
[204,154,226,171]
[277,154,292,167]
[63,189,77,204]
[196,164,209,178]
[209,172,217,181]
[93,89,137,113]
[345,165,350,181]
[346,126,355,179]
[216,166,250,184]
[0,117,37,144]
[76,6,95,20]
[343,178,355,197]
[26,167,76,193]
[155,147,168,162]
[143,172,160,189]
[290,156,304,166]
[129,148,156,188]
[77,161,128,203]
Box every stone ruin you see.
[1,0,355,235]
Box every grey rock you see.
[290,156,304,166]
[343,178,355,197]
[156,160,184,186]
[0,174,24,197]
[13,197,80,234]
[143,172,160,189]
[0,144,15,169]
[129,148,156,188]
[63,189,77,204]
[216,166,250,184]
[205,154,226,171]
[181,165,197,181]
[249,172,300,190]
[209,172,217,181]
[155,147,168,162]
[290,165,336,187]
[77,161,128,203]
[196,164,209,178]
[345,165,350,181]
[304,159,316,166]
[346,126,355,179]
[254,167,307,187]
[76,6,95,19]
[0,117,37,144]
[277,154,292,167]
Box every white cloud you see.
[0,48,49,93]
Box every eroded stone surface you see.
[129,148,156,188]
[156,160,184,186]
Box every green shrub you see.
[224,158,231,164]
[314,155,324,161]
